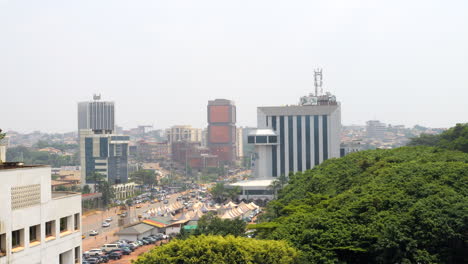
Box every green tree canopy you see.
[253,146,468,264]
[209,182,240,203]
[130,169,157,186]
[408,123,468,153]
[133,235,301,264]
[194,212,247,237]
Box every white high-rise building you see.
[251,95,341,177]
[230,90,341,200]
[0,163,82,264]
[78,95,115,133]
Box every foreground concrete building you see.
[0,163,82,264]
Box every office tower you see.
[79,130,130,185]
[207,99,237,164]
[248,92,341,178]
[165,125,202,144]
[0,163,82,263]
[77,94,115,133]
[366,120,387,139]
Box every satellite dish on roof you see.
[93,94,101,101]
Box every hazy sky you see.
[1,0,467,133]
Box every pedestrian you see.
[105,236,107,241]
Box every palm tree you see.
[268,180,282,199]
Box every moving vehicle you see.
[89,230,99,236]
[102,222,110,227]
[105,217,112,222]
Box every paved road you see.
[82,192,182,241]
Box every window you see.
[29,225,40,243]
[46,220,56,238]
[255,136,267,143]
[12,229,23,249]
[74,213,80,231]
[268,136,277,143]
[74,246,80,264]
[247,136,255,144]
[60,217,68,233]
[0,233,6,257]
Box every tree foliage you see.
[254,146,468,264]
[130,169,157,186]
[6,146,79,167]
[210,182,240,203]
[133,235,301,264]
[194,212,247,237]
[408,123,468,153]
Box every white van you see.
[101,244,120,252]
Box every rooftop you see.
[229,179,275,187]
[0,162,47,170]
[52,191,81,199]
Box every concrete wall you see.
[0,167,82,264]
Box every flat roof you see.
[0,163,48,171]
[229,179,275,187]
[52,191,81,199]
[247,129,277,136]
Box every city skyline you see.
[2,0,468,133]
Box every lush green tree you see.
[194,212,247,237]
[0,129,5,141]
[210,182,240,203]
[130,169,157,186]
[133,235,301,264]
[82,185,91,194]
[408,123,468,153]
[253,146,468,264]
[96,180,115,208]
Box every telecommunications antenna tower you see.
[314,69,323,96]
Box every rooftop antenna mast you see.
[314,69,323,96]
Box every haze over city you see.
[1,0,467,133]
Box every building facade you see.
[207,99,237,164]
[229,91,341,200]
[79,130,130,185]
[165,126,202,144]
[236,128,243,159]
[77,95,115,134]
[0,164,82,264]
[366,120,386,139]
[251,97,341,177]
[137,141,170,161]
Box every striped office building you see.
[250,103,341,177]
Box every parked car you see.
[107,252,122,260]
[101,244,120,252]
[89,230,99,236]
[84,249,103,256]
[102,222,110,227]
[120,247,132,255]
[85,257,99,264]
[98,255,109,263]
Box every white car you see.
[102,222,110,227]
[105,217,112,222]
[89,230,99,236]
[85,249,103,256]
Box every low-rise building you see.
[0,163,82,264]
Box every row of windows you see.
[269,115,329,177]
[0,213,80,257]
[247,135,277,144]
